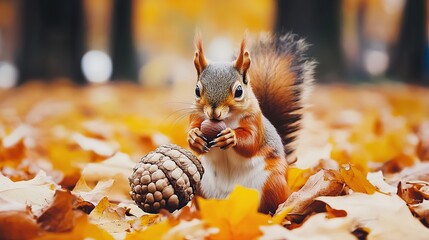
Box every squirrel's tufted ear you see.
[234,39,251,83]
[194,37,208,76]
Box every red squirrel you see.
[187,33,315,214]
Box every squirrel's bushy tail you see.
[248,33,316,162]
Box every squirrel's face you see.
[193,38,252,121]
[194,62,251,120]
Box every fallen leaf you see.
[0,171,59,216]
[118,201,146,218]
[276,170,344,221]
[72,177,114,205]
[162,219,212,240]
[89,197,131,235]
[0,210,41,239]
[318,192,429,239]
[340,164,376,194]
[125,219,173,240]
[197,185,271,240]
[410,200,429,224]
[287,167,312,192]
[72,133,117,157]
[366,171,397,194]
[260,213,356,240]
[81,152,134,201]
[36,214,114,240]
[272,206,292,225]
[37,190,81,232]
[2,124,32,149]
[389,162,429,186]
[325,205,347,219]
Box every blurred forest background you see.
[0,0,428,88]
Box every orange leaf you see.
[126,219,173,240]
[197,185,271,240]
[36,214,114,240]
[0,211,41,239]
[340,164,376,194]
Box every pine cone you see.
[129,144,204,213]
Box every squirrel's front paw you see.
[187,128,210,153]
[210,128,237,150]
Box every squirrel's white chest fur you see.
[199,117,269,199]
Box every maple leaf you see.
[197,185,271,240]
[72,177,114,205]
[89,197,131,238]
[80,152,135,201]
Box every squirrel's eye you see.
[195,85,201,98]
[234,85,243,99]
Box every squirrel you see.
[187,33,315,214]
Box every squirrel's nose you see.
[212,110,221,120]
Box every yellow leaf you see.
[287,167,311,192]
[197,185,271,240]
[271,206,292,224]
[126,219,173,240]
[340,164,376,194]
[89,197,131,234]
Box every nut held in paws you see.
[129,144,204,213]
[200,119,227,142]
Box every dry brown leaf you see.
[410,200,429,224]
[388,162,429,186]
[318,192,429,239]
[276,170,344,222]
[37,190,82,232]
[325,205,348,219]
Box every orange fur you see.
[194,37,208,75]
[233,113,264,158]
[259,156,289,214]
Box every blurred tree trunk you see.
[275,0,344,82]
[110,0,137,81]
[17,0,85,84]
[388,0,428,84]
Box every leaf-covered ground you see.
[1,81,429,239]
